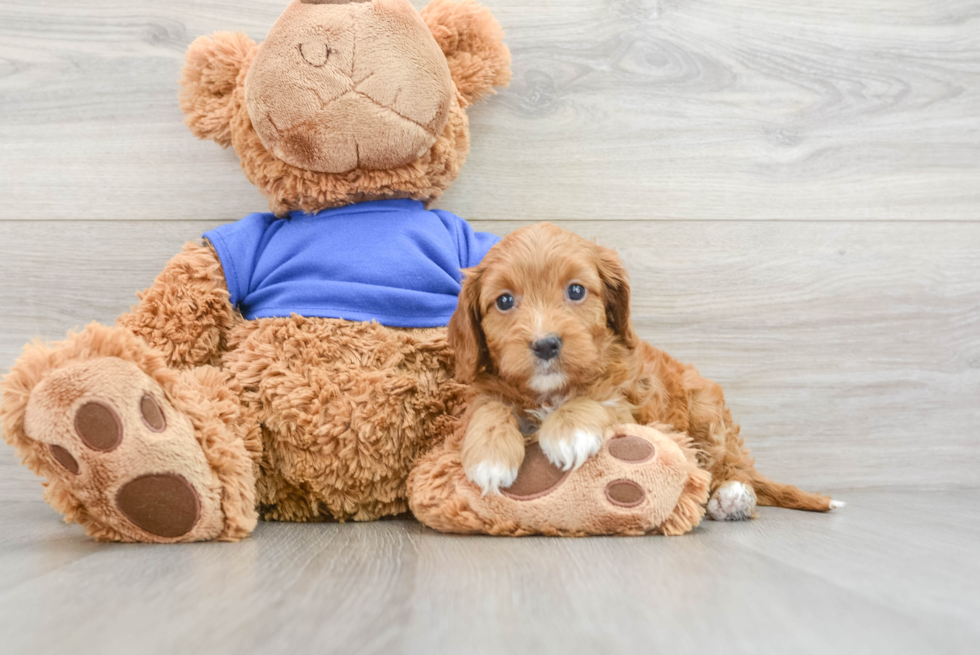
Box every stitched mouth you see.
[301,59,438,138]
[267,89,438,171]
[341,90,438,137]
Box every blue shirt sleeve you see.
[203,212,275,309]
[434,210,501,270]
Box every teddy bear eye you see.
[298,43,331,68]
[567,284,587,302]
[495,294,515,312]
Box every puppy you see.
[449,222,840,520]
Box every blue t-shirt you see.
[203,199,499,328]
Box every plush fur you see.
[408,422,712,537]
[180,0,510,215]
[444,223,837,518]
[1,324,260,542]
[0,0,509,543]
[243,0,456,173]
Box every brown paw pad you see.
[605,479,646,508]
[50,444,80,475]
[607,434,655,463]
[116,473,200,538]
[24,357,226,542]
[140,394,167,432]
[502,442,570,500]
[74,402,122,452]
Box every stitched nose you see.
[531,335,563,361]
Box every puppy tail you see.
[747,469,838,512]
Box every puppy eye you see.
[567,284,587,302]
[495,293,515,312]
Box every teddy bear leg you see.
[226,319,465,524]
[0,324,260,543]
[408,423,712,537]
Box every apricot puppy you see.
[449,223,841,519]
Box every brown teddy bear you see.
[1,0,710,542]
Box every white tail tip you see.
[829,500,846,510]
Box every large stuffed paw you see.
[23,357,229,542]
[1,325,258,543]
[408,423,711,537]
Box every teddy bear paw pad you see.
[442,424,702,536]
[604,479,646,508]
[116,473,201,539]
[606,433,655,463]
[501,442,570,500]
[24,357,225,542]
[73,401,123,451]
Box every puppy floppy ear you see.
[421,0,512,107]
[179,32,258,147]
[449,266,492,383]
[596,245,640,350]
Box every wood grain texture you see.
[2,3,979,648]
[0,490,977,655]
[1,0,979,221]
[2,220,978,493]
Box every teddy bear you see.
[1,0,710,543]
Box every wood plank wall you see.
[1,0,978,495]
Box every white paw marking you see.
[466,461,519,496]
[707,481,757,521]
[540,429,602,472]
[829,499,846,509]
[528,371,568,394]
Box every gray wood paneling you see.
[1,0,979,221]
[2,219,978,491]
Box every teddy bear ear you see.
[179,32,258,147]
[421,0,512,107]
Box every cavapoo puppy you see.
[449,222,841,520]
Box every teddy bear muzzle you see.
[244,0,454,174]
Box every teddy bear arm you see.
[116,242,237,370]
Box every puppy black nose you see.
[531,335,563,361]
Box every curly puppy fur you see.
[449,223,836,515]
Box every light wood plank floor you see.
[1,490,977,655]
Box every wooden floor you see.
[0,489,976,655]
[2,1,979,653]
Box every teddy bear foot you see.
[22,357,229,542]
[408,423,712,537]
[2,325,259,542]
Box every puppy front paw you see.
[465,460,520,496]
[461,401,525,496]
[538,428,603,472]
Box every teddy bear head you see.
[180,0,511,215]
